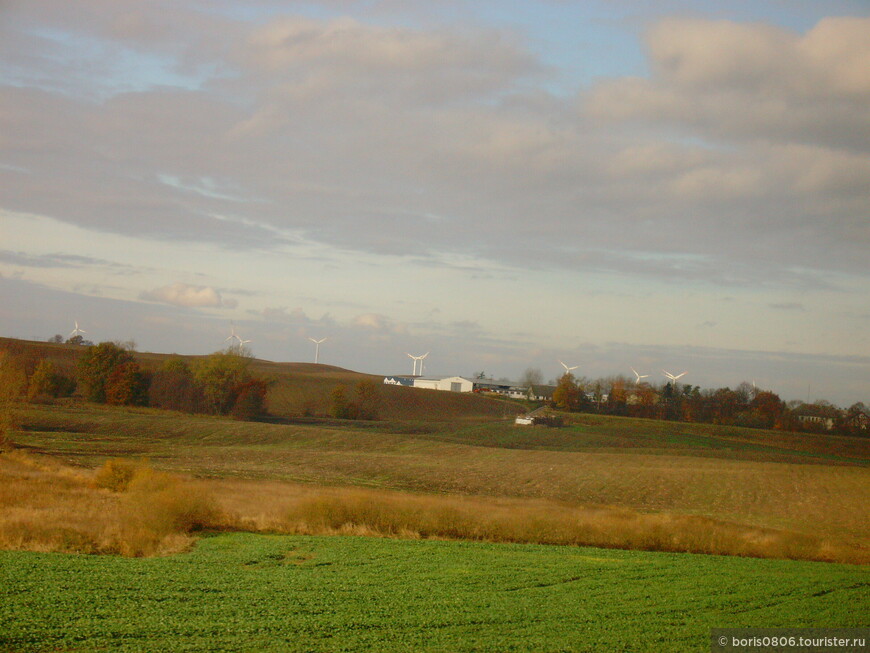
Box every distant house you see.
[793,403,841,431]
[528,384,556,402]
[383,376,416,387]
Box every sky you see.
[1,0,868,406]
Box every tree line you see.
[549,372,868,437]
[0,342,268,430]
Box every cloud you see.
[769,302,807,312]
[587,16,870,150]
[0,4,867,291]
[140,282,230,308]
[0,249,135,271]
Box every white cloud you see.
[140,282,228,308]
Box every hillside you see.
[0,336,522,422]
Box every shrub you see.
[93,459,139,492]
[117,468,219,556]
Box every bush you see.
[117,468,219,556]
[93,459,139,492]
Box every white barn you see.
[413,376,474,392]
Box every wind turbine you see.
[559,360,579,376]
[662,370,688,383]
[309,337,327,364]
[407,352,428,376]
[631,367,649,384]
[69,321,86,340]
[225,323,241,347]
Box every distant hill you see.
[0,337,523,422]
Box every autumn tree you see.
[76,342,134,403]
[520,367,544,388]
[0,351,27,446]
[355,379,381,420]
[193,351,250,415]
[148,358,204,413]
[330,385,352,419]
[750,390,785,429]
[26,360,74,402]
[105,360,148,406]
[230,379,269,420]
[552,373,581,411]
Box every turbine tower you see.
[309,337,327,364]
[225,323,240,346]
[631,367,649,384]
[69,321,86,339]
[407,352,428,376]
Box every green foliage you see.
[76,342,134,403]
[0,534,866,652]
[26,359,75,402]
[193,351,250,415]
[27,360,57,402]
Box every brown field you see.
[4,400,868,563]
[3,451,865,563]
[2,337,868,563]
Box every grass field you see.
[2,340,869,650]
[2,532,867,652]
[7,401,870,562]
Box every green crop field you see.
[2,533,867,652]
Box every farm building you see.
[383,376,474,392]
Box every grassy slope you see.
[0,337,523,422]
[14,403,870,547]
[1,533,867,653]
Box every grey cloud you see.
[0,250,136,271]
[0,4,867,290]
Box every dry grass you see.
[2,451,866,563]
[0,452,219,557]
[209,479,868,564]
